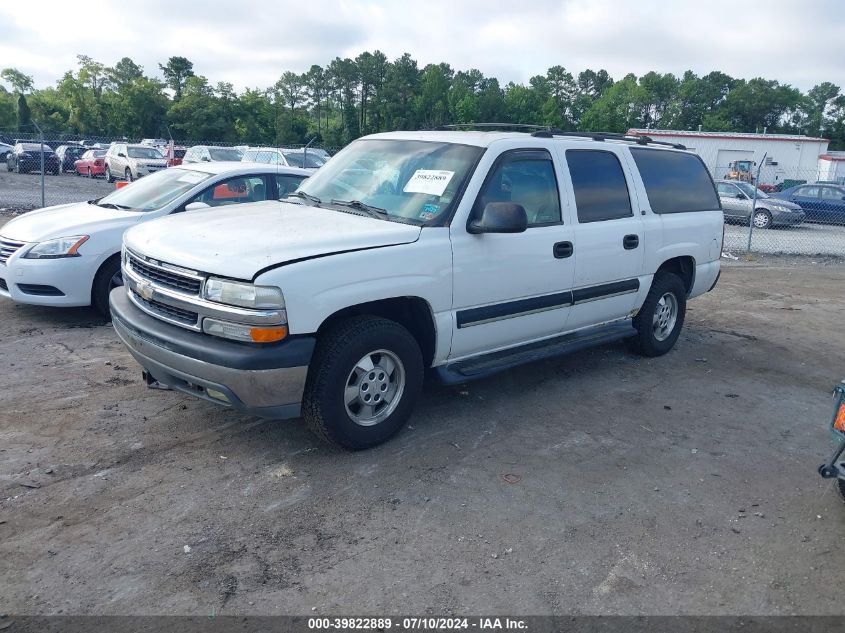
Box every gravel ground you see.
[0,170,113,212]
[1,248,844,616]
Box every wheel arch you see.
[316,296,437,368]
[655,255,695,296]
[90,252,122,303]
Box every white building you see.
[818,152,845,184]
[627,129,830,186]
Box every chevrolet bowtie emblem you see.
[137,280,154,301]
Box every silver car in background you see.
[104,143,167,182]
[716,180,805,229]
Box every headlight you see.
[23,235,89,259]
[204,278,285,310]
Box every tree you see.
[16,93,32,130]
[1,68,34,94]
[803,82,841,137]
[108,57,145,87]
[415,63,453,128]
[159,56,195,100]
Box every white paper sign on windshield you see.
[403,170,455,196]
[178,172,207,184]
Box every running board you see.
[436,321,637,385]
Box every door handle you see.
[553,241,573,258]
[623,234,639,250]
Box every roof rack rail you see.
[435,123,551,132]
[531,128,687,150]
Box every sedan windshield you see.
[209,148,243,161]
[298,139,483,223]
[96,168,212,212]
[735,182,769,199]
[128,147,164,159]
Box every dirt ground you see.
[1,250,845,616]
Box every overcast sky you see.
[1,0,844,93]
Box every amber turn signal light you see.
[249,326,288,343]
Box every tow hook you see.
[143,370,171,391]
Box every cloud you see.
[0,0,843,93]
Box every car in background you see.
[6,143,60,174]
[0,142,13,162]
[771,183,845,225]
[74,149,108,178]
[241,147,324,171]
[55,145,88,174]
[715,180,805,229]
[182,145,244,164]
[140,138,169,152]
[0,163,310,314]
[104,143,167,182]
[165,147,187,167]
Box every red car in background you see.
[166,147,187,167]
[74,149,108,177]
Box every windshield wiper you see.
[285,191,322,205]
[330,199,390,220]
[96,202,132,210]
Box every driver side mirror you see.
[201,156,210,162]
[736,193,747,200]
[184,201,210,212]
[118,152,126,158]
[467,202,528,234]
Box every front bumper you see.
[0,255,99,306]
[110,288,314,419]
[772,211,805,226]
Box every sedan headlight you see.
[23,235,89,259]
[204,278,285,310]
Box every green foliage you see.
[4,53,844,150]
[16,93,31,130]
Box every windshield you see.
[298,139,483,223]
[209,147,243,161]
[284,152,326,169]
[128,147,164,159]
[96,168,212,212]
[735,182,769,199]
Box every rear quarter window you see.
[630,148,720,214]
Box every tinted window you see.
[630,148,719,214]
[276,174,307,197]
[192,176,269,207]
[476,153,561,226]
[796,186,820,197]
[820,187,843,200]
[717,182,740,196]
[208,147,243,161]
[566,150,632,222]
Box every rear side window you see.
[566,150,632,223]
[630,148,719,214]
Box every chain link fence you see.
[0,130,339,214]
[2,129,844,257]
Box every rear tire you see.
[303,316,424,450]
[91,255,122,317]
[630,272,687,357]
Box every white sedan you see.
[0,162,310,314]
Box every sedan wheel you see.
[752,210,772,229]
[125,168,133,182]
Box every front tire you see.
[838,478,845,503]
[303,316,424,450]
[124,168,133,182]
[91,255,122,316]
[105,165,113,183]
[630,272,687,357]
[752,209,772,229]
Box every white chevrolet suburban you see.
[110,129,723,449]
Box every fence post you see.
[745,153,767,252]
[30,120,45,208]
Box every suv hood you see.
[0,201,145,243]
[124,201,422,280]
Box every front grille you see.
[128,252,201,295]
[0,237,26,264]
[131,290,199,326]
